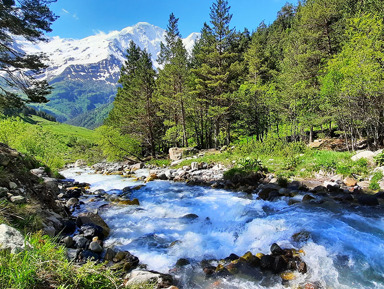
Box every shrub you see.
[369,171,383,191]
[374,152,384,166]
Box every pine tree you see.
[191,0,242,148]
[107,41,158,157]
[155,13,190,147]
[0,0,57,109]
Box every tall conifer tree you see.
[107,41,158,157]
[156,13,190,147]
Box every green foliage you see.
[321,14,384,147]
[0,0,57,108]
[0,115,100,172]
[237,157,263,171]
[236,135,306,158]
[0,200,43,234]
[369,171,383,191]
[33,80,116,124]
[0,232,121,289]
[107,41,159,156]
[95,125,141,162]
[147,158,171,167]
[374,151,384,166]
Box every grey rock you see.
[89,241,103,253]
[191,162,199,171]
[104,247,116,261]
[66,248,78,261]
[43,226,56,237]
[66,197,79,208]
[30,167,46,177]
[124,270,173,288]
[131,162,144,170]
[62,236,74,248]
[74,159,87,168]
[0,224,29,253]
[351,150,375,162]
[76,212,110,238]
[0,187,9,198]
[169,147,184,161]
[10,195,26,204]
[9,182,17,190]
[73,235,89,249]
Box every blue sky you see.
[48,0,293,39]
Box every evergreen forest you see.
[101,0,384,158]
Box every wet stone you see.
[271,243,284,255]
[73,235,90,249]
[224,253,240,262]
[176,258,190,267]
[89,241,103,254]
[81,249,100,261]
[260,255,274,270]
[272,255,287,273]
[104,248,116,261]
[80,224,104,239]
[203,266,216,276]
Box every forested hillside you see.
[101,0,384,158]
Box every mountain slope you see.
[19,22,199,127]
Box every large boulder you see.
[0,224,28,253]
[351,151,375,162]
[169,148,184,161]
[76,212,110,238]
[124,270,174,288]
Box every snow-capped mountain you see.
[17,22,199,127]
[21,22,199,84]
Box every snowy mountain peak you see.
[20,22,199,83]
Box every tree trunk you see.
[309,125,314,143]
[226,120,230,145]
[214,119,220,149]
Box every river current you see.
[61,168,384,289]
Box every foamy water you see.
[61,168,384,289]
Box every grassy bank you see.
[175,136,374,183]
[0,115,102,173]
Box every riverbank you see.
[60,165,384,289]
[1,141,384,288]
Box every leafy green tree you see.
[0,0,57,109]
[155,13,190,147]
[279,0,344,141]
[107,41,158,156]
[321,14,384,148]
[95,125,141,162]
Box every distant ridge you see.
[16,23,199,128]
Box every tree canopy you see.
[104,0,384,159]
[0,0,57,108]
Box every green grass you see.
[0,232,121,289]
[0,231,157,289]
[0,115,103,172]
[369,171,383,191]
[172,136,372,180]
[29,115,97,143]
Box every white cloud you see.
[62,8,69,14]
[72,13,79,20]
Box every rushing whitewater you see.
[61,168,384,289]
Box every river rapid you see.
[61,168,384,289]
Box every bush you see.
[369,171,383,191]
[374,152,384,166]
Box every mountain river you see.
[61,168,384,289]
